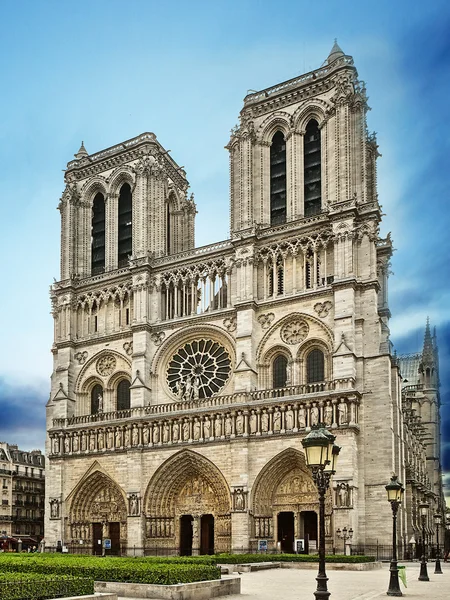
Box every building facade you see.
[45,42,444,556]
[0,442,45,550]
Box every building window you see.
[306,349,325,383]
[273,355,288,389]
[117,380,131,411]
[167,201,171,254]
[304,119,321,217]
[91,384,103,415]
[91,192,106,275]
[118,183,132,267]
[268,257,284,296]
[270,131,287,225]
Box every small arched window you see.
[91,193,106,274]
[118,183,132,267]
[270,131,287,225]
[304,120,321,217]
[91,384,103,415]
[273,355,288,389]
[117,380,131,411]
[268,257,284,296]
[306,349,325,383]
[166,201,171,255]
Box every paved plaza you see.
[222,563,449,600]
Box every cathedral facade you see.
[45,43,444,556]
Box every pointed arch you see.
[251,447,312,515]
[66,463,127,525]
[144,449,231,516]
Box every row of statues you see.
[53,400,354,455]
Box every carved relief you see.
[258,313,275,329]
[50,498,60,519]
[314,301,333,318]
[123,341,133,356]
[280,319,309,344]
[128,493,140,516]
[223,316,237,332]
[232,487,247,512]
[151,332,165,346]
[74,351,88,365]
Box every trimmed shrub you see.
[0,555,221,585]
[213,553,375,564]
[0,572,93,600]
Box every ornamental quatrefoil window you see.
[167,339,232,400]
[280,319,309,345]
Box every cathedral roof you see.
[327,39,345,64]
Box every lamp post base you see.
[435,557,443,574]
[314,573,330,600]
[418,556,429,581]
[386,560,402,596]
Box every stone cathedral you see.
[46,42,444,556]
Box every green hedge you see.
[0,573,93,600]
[0,555,221,584]
[213,553,375,563]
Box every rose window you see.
[167,339,232,400]
[96,354,116,376]
[280,319,309,345]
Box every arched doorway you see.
[67,470,127,555]
[144,450,231,554]
[252,448,331,553]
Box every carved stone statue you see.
[249,411,257,434]
[273,409,281,432]
[235,489,245,511]
[261,411,269,433]
[124,427,131,447]
[324,402,333,427]
[115,428,122,447]
[236,413,244,434]
[153,424,160,444]
[53,437,60,454]
[129,494,139,516]
[192,375,200,400]
[163,422,170,443]
[298,406,306,428]
[50,500,59,518]
[338,482,350,507]
[132,426,139,446]
[285,408,294,430]
[172,421,179,442]
[193,418,201,440]
[225,415,233,436]
[215,416,222,437]
[142,425,149,445]
[338,401,348,425]
[203,417,211,439]
[97,392,103,413]
[310,404,319,426]
[183,421,190,441]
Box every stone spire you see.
[74,141,88,159]
[327,39,345,64]
[422,317,435,364]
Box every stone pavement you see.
[223,562,449,600]
[118,561,449,600]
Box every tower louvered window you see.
[273,355,288,389]
[304,120,321,216]
[306,349,325,383]
[91,193,105,274]
[117,380,131,411]
[270,131,287,225]
[118,183,132,267]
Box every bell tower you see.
[227,41,377,234]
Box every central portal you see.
[277,511,294,553]
[200,514,214,554]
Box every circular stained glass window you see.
[167,339,232,400]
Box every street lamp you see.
[302,425,341,600]
[336,527,353,555]
[434,512,443,574]
[385,474,404,596]
[418,500,430,581]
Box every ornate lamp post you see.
[385,474,404,596]
[302,426,340,600]
[434,512,443,574]
[336,527,353,555]
[418,500,430,581]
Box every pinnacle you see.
[327,39,345,64]
[422,317,434,362]
[74,141,89,159]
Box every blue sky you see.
[0,1,449,503]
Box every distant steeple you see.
[74,141,88,159]
[327,39,345,64]
[422,317,434,364]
